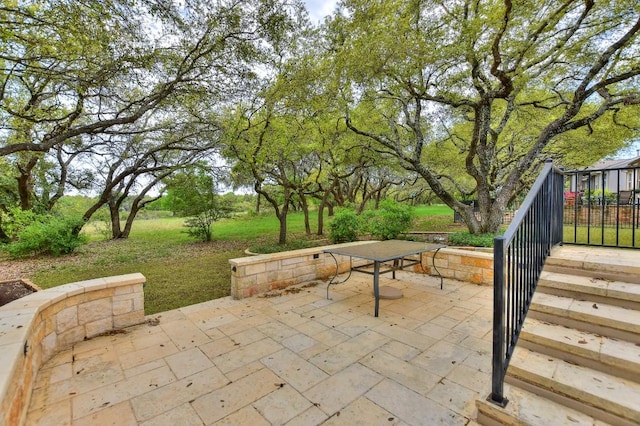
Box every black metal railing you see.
[563,166,640,248]
[488,160,564,406]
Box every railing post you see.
[488,235,508,407]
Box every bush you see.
[1,207,40,239]
[184,203,232,242]
[448,231,495,247]
[329,209,360,243]
[360,200,414,240]
[4,214,88,257]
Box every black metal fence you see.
[488,160,564,406]
[563,166,640,248]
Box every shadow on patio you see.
[27,271,492,425]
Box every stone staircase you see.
[476,246,640,426]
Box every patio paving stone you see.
[360,349,441,396]
[191,368,282,424]
[211,337,282,373]
[71,364,176,420]
[164,347,214,379]
[26,271,494,425]
[366,379,464,425]
[159,318,212,350]
[213,405,270,425]
[139,403,205,426]
[303,363,383,415]
[129,366,228,422]
[410,340,474,377]
[308,329,390,374]
[253,383,313,424]
[320,396,400,426]
[280,332,318,353]
[74,401,137,426]
[260,348,328,392]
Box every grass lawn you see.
[563,225,640,248]
[1,205,460,315]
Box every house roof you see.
[584,156,640,171]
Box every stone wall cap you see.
[229,241,377,266]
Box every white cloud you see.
[304,0,337,24]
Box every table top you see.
[323,240,446,262]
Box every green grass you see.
[563,225,640,247]
[412,205,467,232]
[7,205,465,315]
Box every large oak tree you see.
[0,0,304,236]
[328,0,640,233]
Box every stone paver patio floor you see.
[26,271,492,425]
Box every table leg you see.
[432,247,444,290]
[374,261,380,317]
[392,259,398,279]
[326,253,353,299]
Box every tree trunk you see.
[278,208,288,244]
[317,201,325,236]
[16,157,38,211]
[108,199,124,239]
[299,192,311,235]
[121,203,142,239]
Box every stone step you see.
[519,317,640,383]
[529,292,640,344]
[506,346,640,426]
[476,383,613,426]
[538,271,640,310]
[545,246,640,284]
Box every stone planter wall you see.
[229,241,374,299]
[229,242,494,299]
[0,273,146,426]
[421,247,494,286]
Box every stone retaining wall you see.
[0,273,146,426]
[422,247,494,285]
[229,242,494,299]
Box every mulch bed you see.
[0,280,38,307]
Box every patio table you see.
[324,240,446,317]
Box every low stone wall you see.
[0,273,146,426]
[229,242,494,299]
[229,242,373,299]
[422,247,494,286]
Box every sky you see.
[304,0,338,24]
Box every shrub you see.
[184,203,232,242]
[5,214,88,257]
[329,209,360,243]
[448,231,495,247]
[360,200,414,240]
[0,207,40,239]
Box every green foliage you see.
[329,0,640,234]
[3,213,88,257]
[328,209,360,243]
[448,232,495,248]
[184,203,233,242]
[360,200,414,240]
[583,189,616,205]
[0,207,41,240]
[163,167,235,242]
